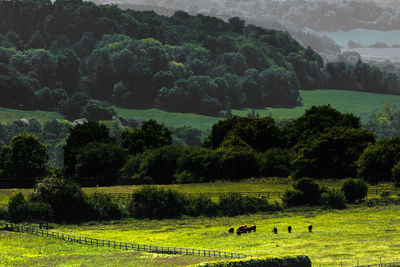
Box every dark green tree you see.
[74,143,126,185]
[357,137,400,184]
[121,119,172,154]
[63,122,115,177]
[4,133,48,179]
[292,127,375,179]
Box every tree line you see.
[0,0,400,117]
[1,105,400,187]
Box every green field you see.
[232,89,400,122]
[1,180,400,266]
[0,90,399,131]
[0,107,65,125]
[50,205,400,266]
[115,90,400,130]
[0,230,210,266]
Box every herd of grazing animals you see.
[229,225,313,235]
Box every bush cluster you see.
[128,186,280,219]
[283,177,369,209]
[192,255,311,267]
[8,177,123,223]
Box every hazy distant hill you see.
[95,0,400,31]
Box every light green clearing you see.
[0,90,398,131]
[115,90,400,131]
[232,89,400,121]
[55,205,400,267]
[0,231,210,266]
[0,107,64,125]
[114,106,221,131]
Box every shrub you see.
[87,193,123,221]
[341,178,368,203]
[392,161,400,186]
[29,177,90,222]
[282,189,305,207]
[8,193,29,222]
[174,170,199,184]
[0,206,7,220]
[293,178,322,205]
[29,201,54,220]
[192,255,311,267]
[283,178,323,207]
[186,195,218,217]
[322,189,347,209]
[128,186,186,219]
[218,192,279,216]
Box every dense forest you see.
[1,0,400,118]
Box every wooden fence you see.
[0,221,257,259]
[356,262,400,267]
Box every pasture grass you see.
[114,90,400,130]
[54,205,400,267]
[0,89,398,130]
[0,230,214,266]
[0,107,64,124]
[114,107,221,131]
[232,89,400,121]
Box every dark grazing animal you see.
[244,225,256,233]
[228,228,234,233]
[238,225,247,231]
[273,227,278,234]
[308,225,313,233]
[288,226,292,233]
[236,228,242,235]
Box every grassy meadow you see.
[0,181,399,266]
[115,90,400,130]
[51,205,400,266]
[0,89,399,131]
[0,230,211,267]
[232,89,400,122]
[0,107,64,125]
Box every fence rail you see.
[0,221,257,259]
[356,262,400,267]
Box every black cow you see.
[273,227,278,234]
[236,228,242,235]
[288,226,292,233]
[244,225,256,233]
[308,225,313,233]
[228,227,234,233]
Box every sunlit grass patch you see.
[53,205,400,266]
[0,231,215,267]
